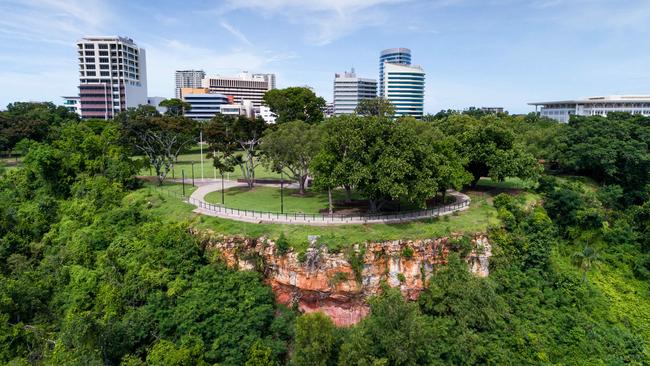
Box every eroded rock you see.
[195,230,491,326]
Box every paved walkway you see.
[184,180,471,226]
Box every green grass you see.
[476,177,537,190]
[203,186,428,214]
[127,180,539,252]
[137,144,281,181]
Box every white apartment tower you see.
[201,71,276,107]
[383,63,425,119]
[175,70,205,98]
[77,36,147,119]
[333,69,378,116]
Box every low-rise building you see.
[147,96,166,114]
[61,96,81,115]
[183,90,229,120]
[529,95,650,123]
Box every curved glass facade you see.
[383,63,425,119]
[379,48,411,97]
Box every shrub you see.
[397,273,406,283]
[401,246,414,259]
[276,233,290,255]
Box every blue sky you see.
[1,0,650,114]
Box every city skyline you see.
[2,0,650,114]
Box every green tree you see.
[146,339,207,366]
[439,114,541,186]
[352,117,442,212]
[116,106,197,185]
[339,287,437,365]
[261,120,322,194]
[354,98,395,118]
[572,246,598,282]
[292,312,335,366]
[0,102,79,152]
[312,115,367,203]
[554,113,650,204]
[245,341,277,366]
[204,114,267,188]
[263,87,326,124]
[159,98,192,117]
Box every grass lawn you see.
[476,177,537,190]
[137,144,281,181]
[127,178,540,252]
[203,186,431,214]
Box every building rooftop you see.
[78,36,136,44]
[380,48,411,56]
[529,95,650,105]
[384,62,424,71]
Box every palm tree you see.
[572,246,598,282]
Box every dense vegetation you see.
[0,102,649,364]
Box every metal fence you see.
[188,196,471,224]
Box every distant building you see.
[77,36,147,119]
[383,62,425,119]
[175,70,205,99]
[182,89,229,120]
[528,95,650,123]
[379,48,411,97]
[323,102,334,118]
[333,69,377,116]
[61,96,81,115]
[147,96,166,114]
[480,107,505,114]
[258,105,277,123]
[202,71,275,107]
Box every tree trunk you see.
[442,190,447,205]
[344,185,352,203]
[369,198,384,213]
[328,187,333,214]
[298,175,307,195]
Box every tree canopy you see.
[261,120,321,194]
[116,106,197,185]
[263,87,326,124]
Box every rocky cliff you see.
[196,231,491,326]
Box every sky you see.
[1,0,650,114]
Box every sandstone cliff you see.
[196,231,491,326]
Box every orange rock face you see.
[197,231,491,326]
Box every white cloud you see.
[143,39,296,98]
[0,0,112,43]
[529,0,650,30]
[220,20,254,47]
[217,0,414,45]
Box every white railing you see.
[188,196,471,225]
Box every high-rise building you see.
[383,62,425,119]
[379,48,411,97]
[529,95,650,123]
[175,70,205,99]
[61,96,81,115]
[77,36,147,119]
[333,69,377,116]
[202,71,275,107]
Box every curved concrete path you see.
[185,180,471,226]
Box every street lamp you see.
[280,170,284,214]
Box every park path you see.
[184,180,471,226]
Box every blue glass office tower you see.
[379,48,411,97]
